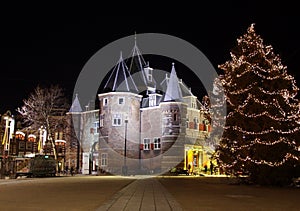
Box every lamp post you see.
[38,126,47,154]
[76,138,80,174]
[123,119,128,176]
[1,111,13,179]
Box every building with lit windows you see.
[67,40,212,175]
[11,110,67,174]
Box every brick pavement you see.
[96,176,183,211]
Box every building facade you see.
[66,41,212,175]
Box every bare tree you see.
[17,85,69,167]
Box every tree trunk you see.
[46,119,58,173]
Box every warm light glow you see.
[216,23,300,173]
[28,134,36,142]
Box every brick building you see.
[66,40,212,175]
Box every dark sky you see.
[1,5,300,114]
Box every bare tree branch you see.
[17,84,69,168]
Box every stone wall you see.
[98,92,142,175]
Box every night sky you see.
[1,5,300,114]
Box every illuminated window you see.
[94,121,99,133]
[154,138,161,150]
[148,68,153,82]
[101,153,108,166]
[143,138,150,150]
[55,132,63,140]
[149,95,156,107]
[16,132,25,140]
[59,132,63,140]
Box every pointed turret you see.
[128,33,147,75]
[69,94,83,112]
[163,63,183,101]
[104,51,139,93]
[127,34,156,90]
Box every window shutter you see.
[140,144,144,150]
[199,124,205,131]
[151,143,154,150]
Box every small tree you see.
[17,85,69,170]
[217,24,300,185]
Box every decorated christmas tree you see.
[206,77,227,149]
[216,24,300,185]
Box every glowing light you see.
[216,23,300,172]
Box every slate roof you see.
[69,94,83,112]
[163,63,183,102]
[127,36,156,90]
[104,52,139,93]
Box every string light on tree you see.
[216,23,300,185]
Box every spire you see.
[104,51,139,93]
[163,63,183,101]
[127,33,156,89]
[69,94,83,112]
[128,34,147,76]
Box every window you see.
[193,117,198,129]
[118,97,124,105]
[57,145,63,154]
[154,138,161,150]
[71,141,77,148]
[100,114,104,127]
[19,141,25,151]
[59,132,63,140]
[143,138,150,150]
[112,114,122,126]
[103,98,108,106]
[174,113,178,121]
[94,121,100,133]
[148,74,152,82]
[147,68,153,82]
[101,153,108,166]
[192,101,196,109]
[55,132,59,140]
[186,118,189,128]
[26,142,32,151]
[149,95,156,107]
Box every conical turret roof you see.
[69,94,83,112]
[127,35,156,90]
[104,52,139,93]
[163,63,183,101]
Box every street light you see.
[122,119,128,176]
[1,111,13,179]
[38,126,47,154]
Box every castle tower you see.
[99,52,142,175]
[159,64,187,172]
[66,94,82,173]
